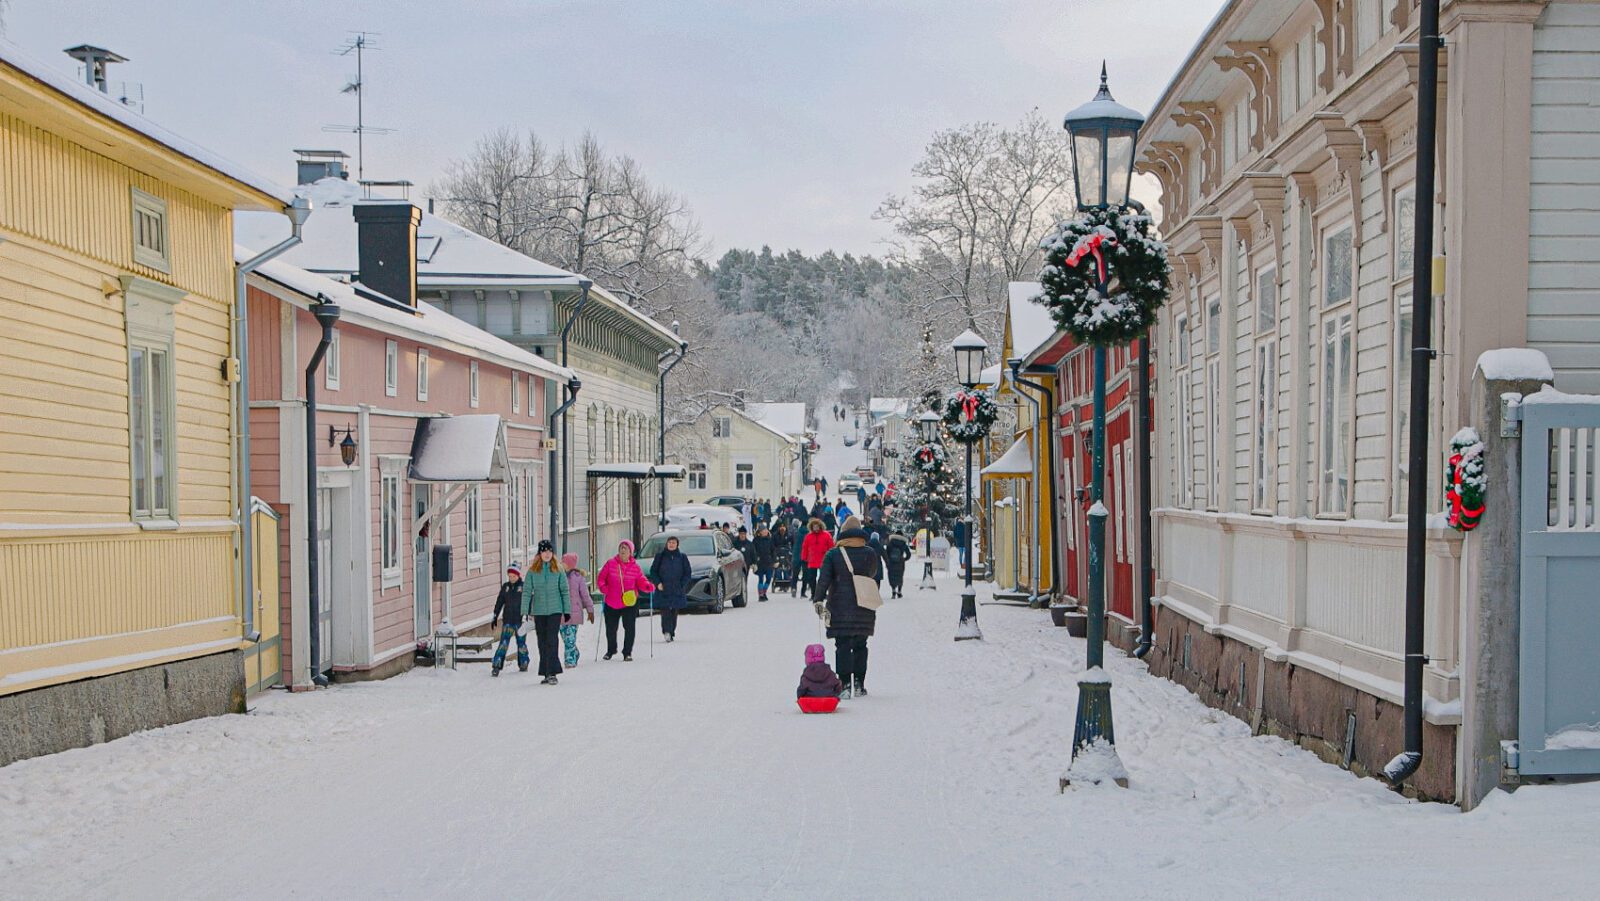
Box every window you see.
[1206,295,1222,355]
[1207,359,1223,509]
[470,362,480,408]
[123,277,182,522]
[506,470,525,557]
[325,328,341,390]
[1112,449,1126,561]
[417,349,430,401]
[1177,370,1194,507]
[1319,313,1355,514]
[1392,304,1414,515]
[385,340,398,397]
[1175,314,1190,365]
[1252,339,1278,512]
[130,187,170,273]
[736,462,755,491]
[1323,226,1354,307]
[1393,189,1417,278]
[466,485,483,567]
[512,373,521,414]
[713,416,733,438]
[688,463,708,491]
[380,459,404,588]
[587,406,598,463]
[1256,267,1278,333]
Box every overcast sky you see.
[6,0,1222,257]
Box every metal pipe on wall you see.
[304,299,341,688]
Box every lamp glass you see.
[1105,130,1137,208]
[339,432,357,467]
[1074,132,1103,208]
[955,346,985,387]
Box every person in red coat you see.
[799,517,835,601]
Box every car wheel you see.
[710,577,726,614]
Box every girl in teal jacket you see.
[521,540,571,684]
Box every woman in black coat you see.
[813,516,881,699]
[883,530,911,599]
[751,525,777,602]
[647,537,693,642]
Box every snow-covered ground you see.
[4,406,1600,899]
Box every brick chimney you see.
[352,202,420,308]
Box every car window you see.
[640,534,717,557]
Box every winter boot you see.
[491,666,502,677]
[838,682,853,701]
[853,678,867,697]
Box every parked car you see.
[664,503,743,531]
[635,529,748,614]
[703,495,749,508]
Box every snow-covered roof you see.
[408,415,507,483]
[982,435,1033,477]
[585,463,686,480]
[0,39,292,208]
[1007,282,1058,362]
[242,247,572,383]
[978,364,1003,388]
[748,402,807,437]
[868,398,910,422]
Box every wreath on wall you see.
[942,389,999,445]
[1036,207,1172,347]
[911,441,948,475]
[1445,427,1486,532]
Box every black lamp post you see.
[1062,63,1143,785]
[951,328,987,641]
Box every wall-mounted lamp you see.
[329,424,358,467]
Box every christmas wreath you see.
[1036,207,1172,347]
[942,389,998,444]
[910,441,947,475]
[1445,427,1486,532]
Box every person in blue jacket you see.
[647,535,694,642]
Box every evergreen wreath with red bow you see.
[1036,207,1172,347]
[1445,427,1486,532]
[942,388,999,444]
[910,440,948,475]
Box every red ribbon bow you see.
[1067,232,1116,283]
[960,392,978,422]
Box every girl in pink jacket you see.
[560,553,596,668]
[595,540,654,661]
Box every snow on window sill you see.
[381,569,402,591]
[136,517,179,531]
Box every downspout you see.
[1134,336,1155,658]
[657,339,688,528]
[1387,0,1443,788]
[233,196,311,692]
[304,298,341,687]
[1010,360,1062,607]
[547,376,582,544]
[557,281,591,554]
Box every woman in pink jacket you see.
[595,540,654,661]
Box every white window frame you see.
[1207,358,1222,510]
[466,485,483,569]
[123,276,183,525]
[1256,265,1279,333]
[325,327,341,390]
[735,462,755,491]
[512,373,521,414]
[1206,294,1222,355]
[1177,369,1194,508]
[130,187,171,273]
[470,361,480,408]
[385,340,398,397]
[713,415,732,439]
[379,457,406,589]
[1322,224,1355,309]
[1318,312,1355,516]
[688,462,708,491]
[1252,338,1279,513]
[417,349,430,401]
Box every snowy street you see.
[5,563,1599,898]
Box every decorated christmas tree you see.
[896,425,961,531]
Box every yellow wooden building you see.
[0,42,296,765]
[983,282,1062,603]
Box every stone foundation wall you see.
[1140,609,1457,803]
[0,650,244,767]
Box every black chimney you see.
[352,202,420,308]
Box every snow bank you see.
[1476,348,1554,382]
[1548,724,1600,750]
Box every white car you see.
[838,475,863,493]
[664,504,744,531]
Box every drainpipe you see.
[233,197,311,694]
[1387,0,1443,788]
[1009,359,1061,608]
[1134,336,1156,659]
[657,336,688,528]
[305,299,341,687]
[547,375,582,544]
[557,281,591,554]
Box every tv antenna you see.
[322,31,393,182]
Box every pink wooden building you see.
[243,204,572,688]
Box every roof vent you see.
[63,45,127,93]
[294,149,351,186]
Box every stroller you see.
[771,516,802,594]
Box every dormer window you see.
[130,188,170,273]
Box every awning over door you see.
[981,435,1033,480]
[407,414,509,483]
[584,463,686,480]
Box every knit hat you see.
[805,643,826,665]
[619,539,635,554]
[561,553,579,569]
[841,515,863,532]
[506,562,523,578]
[537,539,554,554]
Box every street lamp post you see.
[1061,64,1144,787]
[952,329,988,641]
[916,409,942,590]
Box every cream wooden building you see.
[667,405,803,507]
[1138,0,1600,803]
[0,43,298,764]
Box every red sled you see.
[796,696,840,714]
